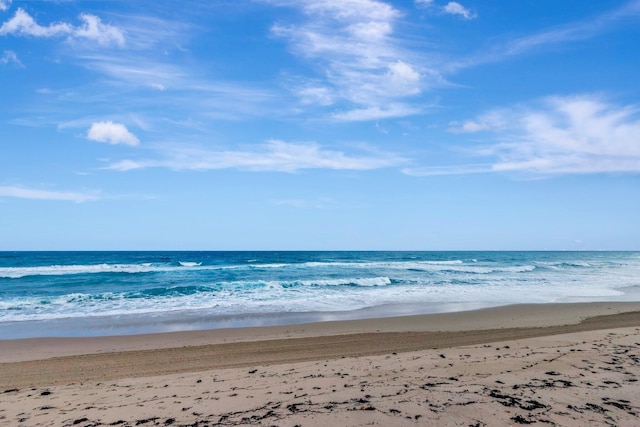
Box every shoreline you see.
[3,302,640,363]
[4,286,640,341]
[2,302,640,384]
[1,302,640,426]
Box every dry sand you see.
[1,302,640,426]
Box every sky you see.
[1,0,639,250]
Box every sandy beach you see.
[1,302,640,426]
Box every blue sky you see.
[1,0,639,250]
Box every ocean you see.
[1,251,639,339]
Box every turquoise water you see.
[1,251,639,338]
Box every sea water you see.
[1,251,639,338]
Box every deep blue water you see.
[1,251,639,338]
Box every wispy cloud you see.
[105,139,406,173]
[505,2,639,56]
[415,0,476,20]
[2,7,281,128]
[79,53,276,109]
[331,103,422,122]
[103,14,187,50]
[270,197,336,209]
[266,0,434,120]
[450,0,640,71]
[442,2,476,20]
[449,110,510,133]
[1,49,22,67]
[87,121,140,146]
[0,186,100,202]
[403,164,492,177]
[79,52,186,90]
[0,8,124,46]
[442,95,640,175]
[0,0,11,12]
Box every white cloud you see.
[0,186,99,203]
[266,0,432,119]
[443,2,476,20]
[0,8,71,37]
[74,14,125,47]
[288,0,401,22]
[387,60,421,96]
[0,0,11,12]
[450,95,640,175]
[1,49,22,67]
[0,8,124,46]
[105,140,406,172]
[348,19,392,39]
[332,103,422,121]
[87,121,140,146]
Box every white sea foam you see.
[299,277,392,287]
[0,273,629,324]
[0,259,538,279]
[300,260,464,269]
[248,263,289,269]
[291,260,538,275]
[0,262,237,278]
[0,263,178,278]
[2,253,639,334]
[401,263,536,274]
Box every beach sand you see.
[1,302,640,426]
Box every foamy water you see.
[1,251,639,338]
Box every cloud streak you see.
[1,49,22,67]
[441,95,640,175]
[331,103,422,121]
[0,186,99,203]
[105,140,406,173]
[449,0,640,71]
